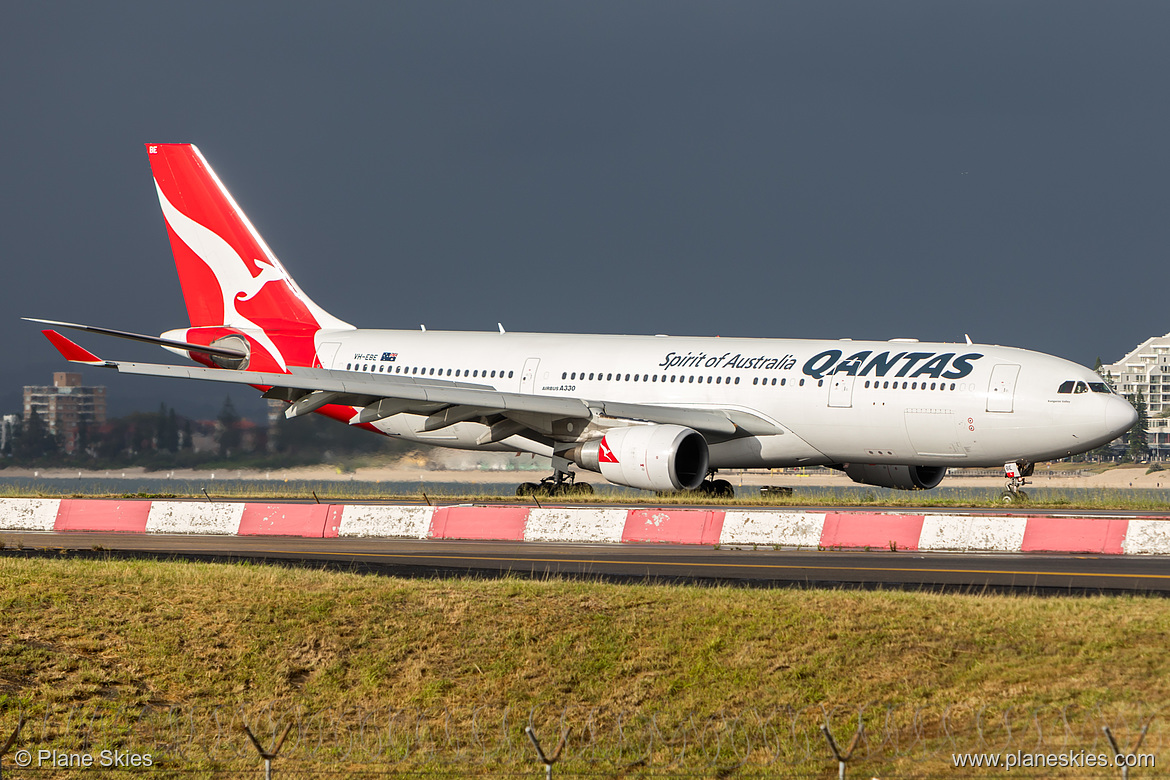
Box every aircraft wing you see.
[40,330,784,439]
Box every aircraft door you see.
[520,357,540,394]
[986,364,1020,413]
[316,342,341,370]
[828,373,855,408]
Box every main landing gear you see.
[671,471,734,498]
[696,477,735,498]
[516,469,594,498]
[1000,460,1034,503]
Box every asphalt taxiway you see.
[2,530,1168,594]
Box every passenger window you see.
[781,378,786,386]
[753,378,759,385]
[1058,381,1075,394]
[625,374,631,381]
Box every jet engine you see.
[841,463,947,491]
[568,425,709,492]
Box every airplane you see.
[29,144,1138,501]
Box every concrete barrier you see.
[622,509,724,545]
[919,515,1028,552]
[1122,519,1170,555]
[720,511,825,548]
[524,508,628,543]
[0,498,61,531]
[1021,516,1128,554]
[238,504,336,537]
[820,513,924,551]
[430,505,530,541]
[1,499,1167,555]
[146,502,244,535]
[337,505,434,539]
[55,500,151,532]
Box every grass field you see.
[0,555,1167,776]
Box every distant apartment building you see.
[23,372,107,454]
[1101,333,1170,459]
[0,414,17,453]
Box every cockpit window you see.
[1074,381,1089,393]
[1089,382,1111,394]
[1058,380,1075,394]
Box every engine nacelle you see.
[841,464,947,491]
[569,425,709,492]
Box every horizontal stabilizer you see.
[24,318,247,359]
[41,330,109,366]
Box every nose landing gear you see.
[1000,461,1033,503]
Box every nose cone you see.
[1105,396,1139,438]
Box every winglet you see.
[41,330,110,366]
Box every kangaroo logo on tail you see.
[147,144,352,370]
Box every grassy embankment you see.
[0,556,1167,776]
[2,480,1169,512]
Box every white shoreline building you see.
[1101,333,1170,459]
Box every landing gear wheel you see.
[518,469,589,498]
[709,479,735,498]
[1000,490,1028,504]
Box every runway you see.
[3,530,1169,594]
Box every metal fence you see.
[0,700,1163,777]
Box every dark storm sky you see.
[3,2,1167,420]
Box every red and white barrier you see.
[1,498,1169,555]
[336,505,434,539]
[0,498,61,531]
[622,509,724,545]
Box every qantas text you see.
[802,350,984,380]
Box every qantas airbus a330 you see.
[30,144,1137,499]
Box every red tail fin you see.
[146,144,351,334]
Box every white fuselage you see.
[314,329,1135,470]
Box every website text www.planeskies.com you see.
[952,750,1154,771]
